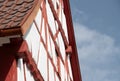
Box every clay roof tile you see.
[0,0,41,37]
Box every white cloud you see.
[72,9,88,23]
[74,9,85,15]
[73,22,120,81]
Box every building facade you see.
[0,0,82,81]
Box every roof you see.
[0,0,42,37]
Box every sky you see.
[70,0,120,81]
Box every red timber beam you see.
[33,20,61,80]
[48,0,69,48]
[63,0,82,81]
[17,40,44,81]
[0,37,44,81]
[0,43,17,81]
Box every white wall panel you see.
[18,0,74,81]
[46,0,57,35]
[24,23,40,63]
[60,59,65,81]
[56,33,66,61]
[24,64,34,81]
[17,59,24,81]
[41,19,46,43]
[68,56,73,80]
[35,9,42,30]
[55,74,60,81]
[38,42,48,81]
[61,11,69,41]
[49,60,55,81]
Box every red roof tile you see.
[0,0,42,37]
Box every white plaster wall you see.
[61,11,69,41]
[24,64,34,81]
[68,56,73,80]
[35,9,42,29]
[55,73,60,81]
[49,60,55,81]
[17,0,73,81]
[60,59,65,81]
[37,42,48,80]
[46,0,57,35]
[17,59,24,81]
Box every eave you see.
[0,0,43,37]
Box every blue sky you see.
[70,0,120,81]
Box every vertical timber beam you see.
[0,41,19,81]
[0,48,17,81]
[0,37,44,81]
[63,0,82,81]
[17,38,44,81]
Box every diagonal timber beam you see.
[48,0,69,48]
[17,39,44,81]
